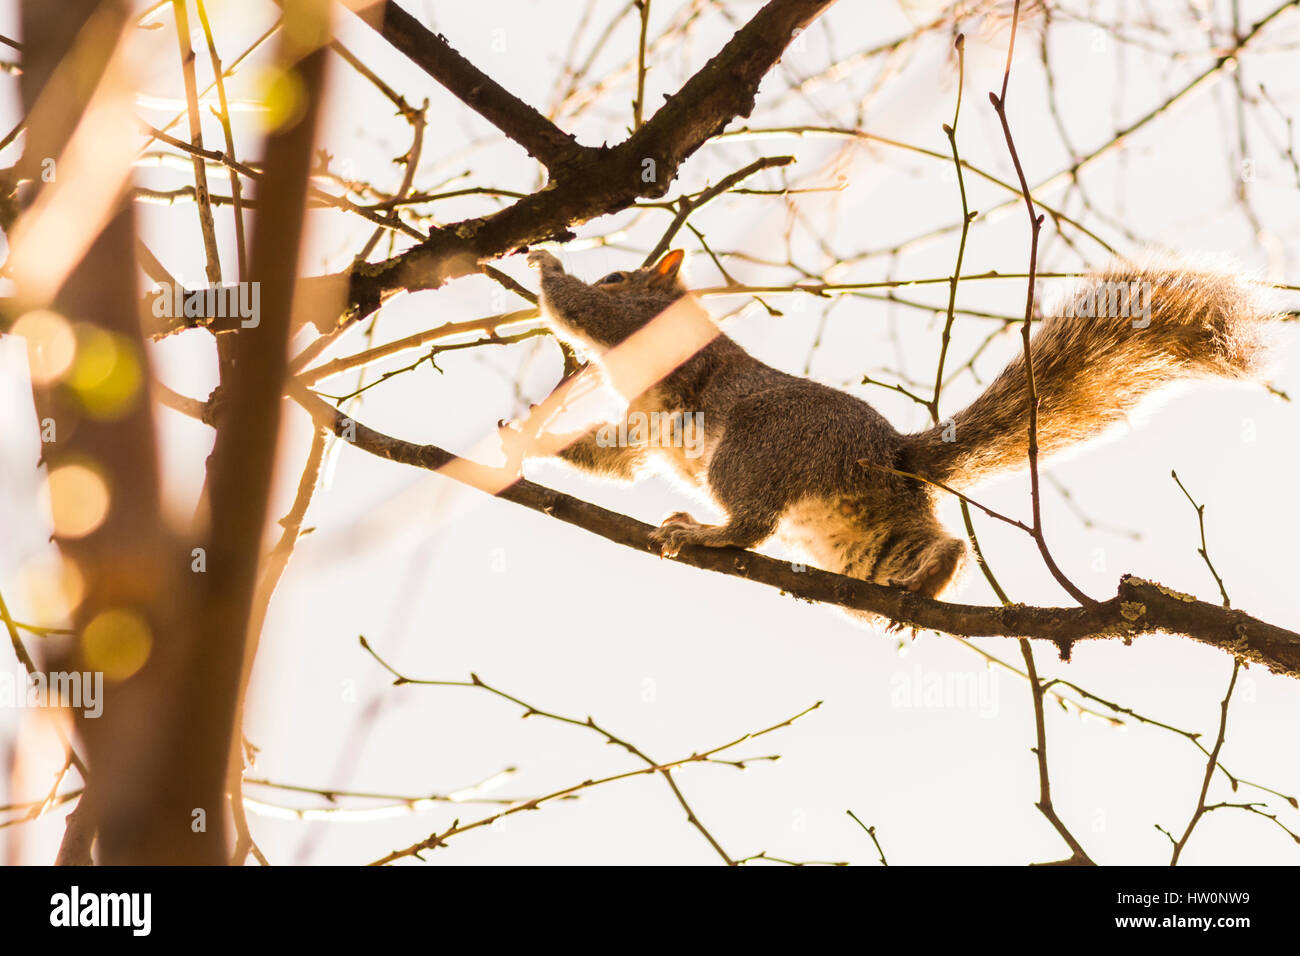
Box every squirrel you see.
[521,248,1276,602]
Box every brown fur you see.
[525,250,1277,609]
[906,263,1273,487]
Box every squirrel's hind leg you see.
[832,510,967,600]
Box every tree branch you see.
[351,1,585,171]
[285,383,1300,680]
[281,0,837,336]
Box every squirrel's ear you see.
[652,249,685,284]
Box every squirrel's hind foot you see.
[886,537,967,599]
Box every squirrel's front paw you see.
[497,410,539,470]
[649,512,700,558]
[526,249,564,275]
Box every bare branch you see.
[286,383,1300,679]
[300,0,836,334]
[351,1,584,170]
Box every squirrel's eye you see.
[596,271,626,285]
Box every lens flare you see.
[13,309,76,385]
[82,608,152,681]
[46,463,110,539]
[68,324,142,420]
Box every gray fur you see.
[524,249,1276,604]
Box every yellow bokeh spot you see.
[13,309,77,385]
[18,553,85,621]
[67,325,142,420]
[83,608,152,682]
[253,66,305,132]
[46,463,110,539]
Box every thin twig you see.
[847,810,888,865]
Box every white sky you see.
[2,0,1300,865]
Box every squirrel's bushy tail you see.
[904,260,1277,488]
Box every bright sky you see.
[2,0,1299,865]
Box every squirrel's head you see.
[532,249,690,351]
[589,249,687,298]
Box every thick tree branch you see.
[286,384,1300,680]
[277,0,836,336]
[352,1,585,172]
